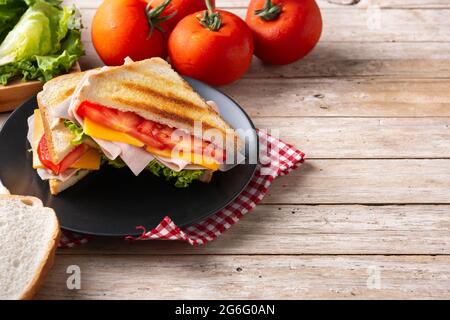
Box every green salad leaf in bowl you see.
[0,0,84,85]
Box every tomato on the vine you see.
[168,1,254,86]
[149,0,214,34]
[92,0,173,65]
[246,0,322,65]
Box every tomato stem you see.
[198,0,222,32]
[145,0,177,35]
[254,0,282,21]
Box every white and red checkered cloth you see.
[59,129,304,248]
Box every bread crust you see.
[49,170,91,195]
[0,195,60,300]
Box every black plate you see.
[0,78,258,236]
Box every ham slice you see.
[115,142,155,175]
[26,114,34,146]
[154,155,205,172]
[36,167,81,182]
[52,97,71,120]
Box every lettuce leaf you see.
[146,161,204,188]
[0,0,83,85]
[102,156,204,187]
[0,0,28,44]
[63,119,85,145]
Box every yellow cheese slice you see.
[84,117,145,147]
[145,145,220,171]
[71,148,101,170]
[32,109,101,170]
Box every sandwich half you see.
[29,72,101,195]
[29,57,243,194]
[67,58,243,182]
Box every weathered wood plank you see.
[79,41,450,79]
[223,78,450,117]
[264,159,450,204]
[68,0,450,9]
[60,205,450,255]
[77,8,450,43]
[36,255,450,299]
[255,117,450,158]
[2,77,450,119]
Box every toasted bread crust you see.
[49,170,91,195]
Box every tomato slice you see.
[135,120,167,149]
[37,136,60,174]
[77,101,143,133]
[37,135,87,175]
[77,101,226,163]
[58,144,88,174]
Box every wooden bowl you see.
[0,62,81,113]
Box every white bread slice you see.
[37,71,86,163]
[49,169,90,195]
[0,195,60,300]
[73,58,243,153]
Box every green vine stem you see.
[197,0,222,32]
[145,0,177,35]
[254,0,282,21]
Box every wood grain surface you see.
[0,0,449,299]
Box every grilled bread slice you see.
[72,58,243,153]
[36,72,96,195]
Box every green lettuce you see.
[0,0,28,43]
[146,161,204,188]
[63,119,85,145]
[0,0,84,85]
[102,156,204,188]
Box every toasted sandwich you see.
[28,72,101,195]
[28,57,243,194]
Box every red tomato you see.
[38,136,87,174]
[78,102,143,132]
[168,9,254,86]
[92,0,167,66]
[136,121,169,149]
[77,102,167,149]
[148,0,214,34]
[245,0,322,65]
[77,101,224,159]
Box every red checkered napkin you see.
[58,129,304,248]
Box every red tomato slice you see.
[135,120,167,149]
[37,136,60,174]
[77,101,143,132]
[77,101,225,161]
[58,144,88,174]
[77,102,165,149]
[37,136,87,175]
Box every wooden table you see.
[1,0,450,299]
